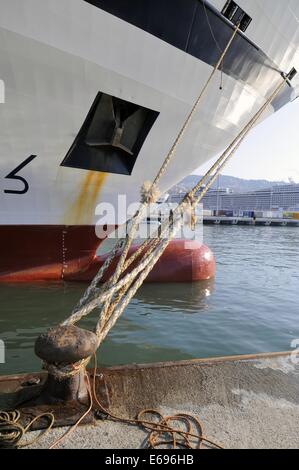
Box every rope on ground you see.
[43,355,223,450]
[90,355,223,450]
[0,410,54,449]
[54,356,223,450]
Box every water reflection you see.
[134,279,215,313]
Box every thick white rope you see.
[68,25,240,320]
[63,75,287,332]
[93,76,289,340]
[91,24,241,334]
[103,73,288,300]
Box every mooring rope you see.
[104,66,284,288]
[61,70,289,346]
[66,24,241,325]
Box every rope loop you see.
[0,411,24,448]
[0,410,54,448]
[136,409,206,449]
[43,357,91,380]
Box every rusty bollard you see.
[35,325,98,404]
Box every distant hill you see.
[170,175,288,194]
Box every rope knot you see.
[140,181,161,204]
[184,194,196,207]
[183,195,197,229]
[42,357,91,381]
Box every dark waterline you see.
[0,225,298,375]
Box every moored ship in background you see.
[0,0,298,281]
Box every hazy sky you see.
[195,99,299,182]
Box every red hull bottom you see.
[70,240,216,283]
[0,226,215,283]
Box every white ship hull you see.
[0,0,298,280]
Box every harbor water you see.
[0,225,299,375]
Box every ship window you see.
[221,0,252,32]
[61,92,159,176]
